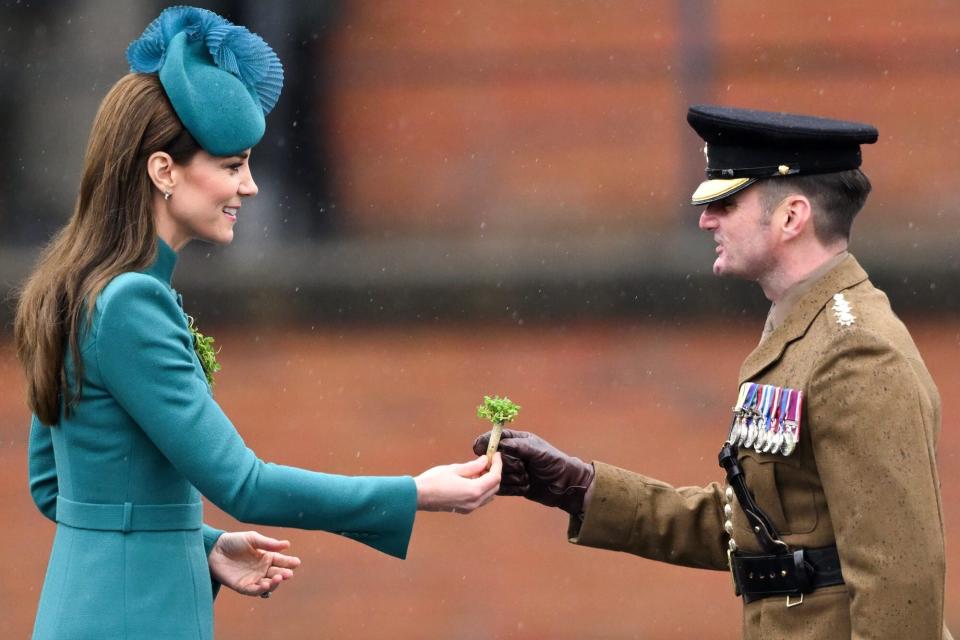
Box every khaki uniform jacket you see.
[570,255,951,639]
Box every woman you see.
[16,7,501,639]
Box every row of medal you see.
[726,382,803,456]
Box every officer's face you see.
[698,185,776,280]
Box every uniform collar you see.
[739,253,869,383]
[143,237,178,285]
[760,250,849,341]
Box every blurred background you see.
[1,1,958,637]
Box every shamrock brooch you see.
[187,315,221,387]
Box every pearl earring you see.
[164,190,172,201]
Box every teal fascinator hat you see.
[126,6,283,156]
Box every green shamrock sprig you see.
[476,395,521,425]
[477,395,521,466]
[188,316,221,387]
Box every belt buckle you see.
[786,593,804,608]
[727,549,740,596]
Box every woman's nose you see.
[239,167,258,197]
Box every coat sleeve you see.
[807,330,945,639]
[568,462,729,570]
[202,525,226,600]
[93,275,417,559]
[28,414,58,521]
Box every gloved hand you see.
[472,429,594,515]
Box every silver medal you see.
[781,426,796,456]
[745,416,757,448]
[763,386,782,454]
[770,429,783,455]
[727,415,741,445]
[758,419,770,453]
[728,384,751,446]
[752,385,772,453]
[761,423,775,453]
[762,411,778,454]
[754,420,767,452]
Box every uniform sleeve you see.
[28,414,58,521]
[568,461,729,570]
[94,275,417,559]
[807,330,945,639]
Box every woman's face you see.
[161,148,258,249]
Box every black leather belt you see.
[730,545,844,603]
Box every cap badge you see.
[832,293,856,327]
[778,165,790,175]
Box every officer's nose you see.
[699,206,718,231]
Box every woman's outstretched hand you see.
[209,531,302,597]
[414,453,502,513]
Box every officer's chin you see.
[712,257,727,277]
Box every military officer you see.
[475,105,953,639]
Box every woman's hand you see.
[208,531,302,597]
[414,453,502,513]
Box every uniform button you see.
[724,503,733,519]
[725,487,735,502]
[724,520,734,535]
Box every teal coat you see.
[28,240,417,639]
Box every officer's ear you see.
[779,194,812,242]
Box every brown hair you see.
[757,169,872,243]
[14,73,200,425]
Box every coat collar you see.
[143,237,178,286]
[738,254,869,383]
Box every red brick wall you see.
[324,2,960,234]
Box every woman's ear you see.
[146,151,176,195]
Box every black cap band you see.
[706,143,863,179]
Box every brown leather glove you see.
[472,429,594,515]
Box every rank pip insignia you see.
[727,382,803,456]
[832,293,856,327]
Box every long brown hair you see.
[15,73,200,426]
